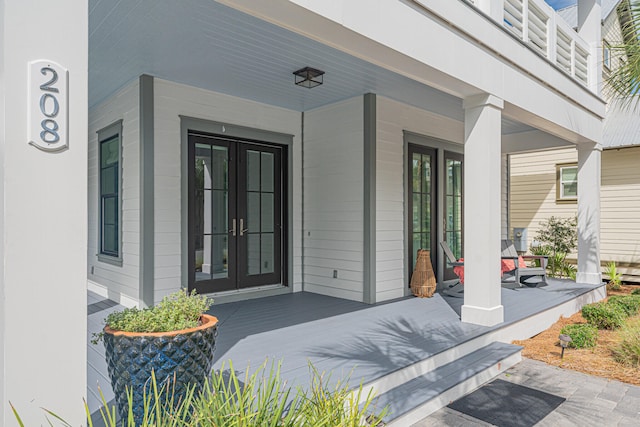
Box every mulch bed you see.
[512,284,640,386]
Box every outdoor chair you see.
[440,241,464,298]
[501,239,548,288]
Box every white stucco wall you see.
[1,1,88,425]
[154,79,303,302]
[303,97,364,302]
[87,79,141,306]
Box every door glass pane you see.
[261,233,274,274]
[211,235,228,278]
[195,144,211,191]
[412,154,421,192]
[247,192,260,232]
[422,155,431,193]
[247,234,261,275]
[261,193,274,232]
[261,152,274,192]
[211,190,227,233]
[412,193,421,232]
[194,143,228,281]
[196,234,212,282]
[445,156,463,259]
[422,194,430,233]
[247,150,260,192]
[211,145,228,190]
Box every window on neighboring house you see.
[98,121,123,264]
[603,41,611,71]
[557,164,577,202]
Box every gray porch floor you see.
[87,278,602,417]
[210,279,600,389]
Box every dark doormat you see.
[447,379,565,427]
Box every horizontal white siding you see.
[88,78,140,303]
[303,97,364,302]
[154,79,302,303]
[510,146,640,281]
[376,96,464,302]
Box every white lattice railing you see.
[474,0,592,88]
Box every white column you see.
[577,0,602,94]
[1,1,88,426]
[476,0,503,23]
[461,94,504,326]
[576,142,602,285]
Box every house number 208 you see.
[39,67,61,143]
[28,60,68,152]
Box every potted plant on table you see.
[94,290,217,422]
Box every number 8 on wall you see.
[28,60,68,152]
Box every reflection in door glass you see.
[194,144,229,282]
[245,150,276,276]
[411,152,432,273]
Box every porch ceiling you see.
[89,0,536,135]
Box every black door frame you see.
[187,131,287,294]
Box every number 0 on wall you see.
[28,60,68,152]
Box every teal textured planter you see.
[103,314,218,422]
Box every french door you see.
[408,145,464,283]
[188,133,285,293]
[408,144,437,277]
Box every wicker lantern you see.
[410,249,437,297]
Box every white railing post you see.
[548,13,557,63]
[577,0,602,93]
[477,0,504,23]
[522,0,529,44]
[571,40,577,78]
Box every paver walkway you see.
[414,358,640,426]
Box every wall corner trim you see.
[139,74,155,307]
[363,93,377,304]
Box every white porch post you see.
[461,94,504,326]
[576,142,602,284]
[577,0,602,94]
[1,1,88,426]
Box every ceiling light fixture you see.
[293,67,325,88]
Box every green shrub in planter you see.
[612,319,640,367]
[581,302,626,330]
[559,324,598,348]
[607,295,640,317]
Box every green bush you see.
[605,262,622,291]
[94,290,212,340]
[13,360,388,427]
[632,288,640,296]
[607,295,640,317]
[581,302,626,330]
[559,323,598,348]
[612,319,640,367]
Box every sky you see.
[545,0,576,9]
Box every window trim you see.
[603,41,611,71]
[97,120,123,266]
[556,163,578,203]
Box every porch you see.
[88,280,605,425]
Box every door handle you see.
[229,219,236,237]
[240,218,249,236]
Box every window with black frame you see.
[98,121,122,263]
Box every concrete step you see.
[371,342,522,426]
